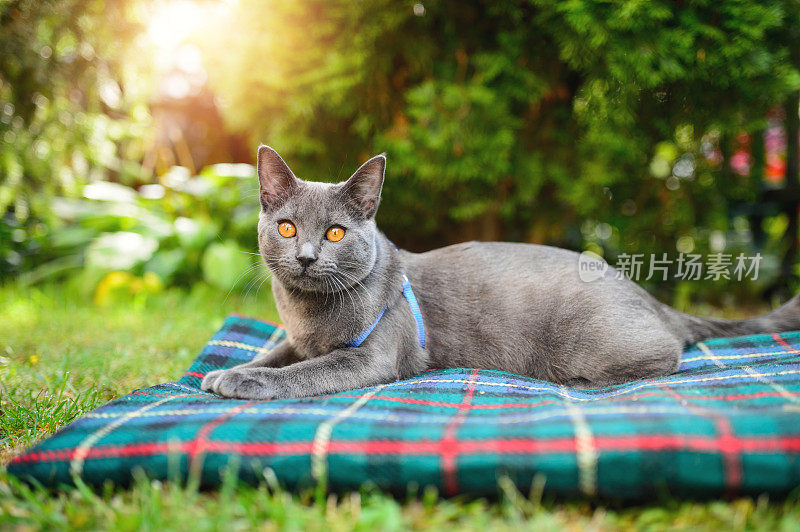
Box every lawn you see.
[1,283,799,531]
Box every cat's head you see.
[255,145,385,292]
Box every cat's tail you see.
[666,293,800,344]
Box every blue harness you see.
[346,274,425,349]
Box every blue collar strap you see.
[347,273,425,349]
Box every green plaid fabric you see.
[8,314,800,498]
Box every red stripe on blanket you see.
[440,368,479,495]
[657,382,742,496]
[772,332,795,352]
[188,401,258,470]
[11,434,800,465]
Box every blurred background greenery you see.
[3,0,800,308]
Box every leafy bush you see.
[199,0,800,302]
[4,0,800,305]
[18,163,264,296]
[0,0,152,276]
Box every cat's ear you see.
[341,154,386,218]
[257,145,298,209]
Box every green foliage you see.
[3,0,800,302]
[201,240,254,291]
[200,0,800,299]
[0,0,153,278]
[16,164,263,294]
[2,285,799,529]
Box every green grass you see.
[1,283,800,531]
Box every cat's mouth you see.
[275,264,330,291]
[276,264,362,294]
[262,255,361,293]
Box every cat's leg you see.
[566,351,681,388]
[235,339,299,369]
[201,339,299,391]
[551,297,683,389]
[202,346,395,399]
[568,327,682,388]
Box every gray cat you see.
[201,146,800,399]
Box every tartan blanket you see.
[7,314,800,499]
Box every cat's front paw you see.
[200,369,225,393]
[201,368,283,400]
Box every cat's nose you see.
[296,242,318,268]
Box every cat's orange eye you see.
[326,226,345,242]
[278,221,296,238]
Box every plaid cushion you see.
[7,314,800,498]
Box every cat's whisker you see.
[334,267,393,287]
[335,271,369,307]
[327,274,347,315]
[325,275,339,310]
[332,275,351,316]
[254,270,271,301]
[326,277,338,310]
[322,277,331,307]
[243,266,272,302]
[334,269,381,306]
[223,260,265,305]
[333,271,368,314]
[242,273,262,302]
